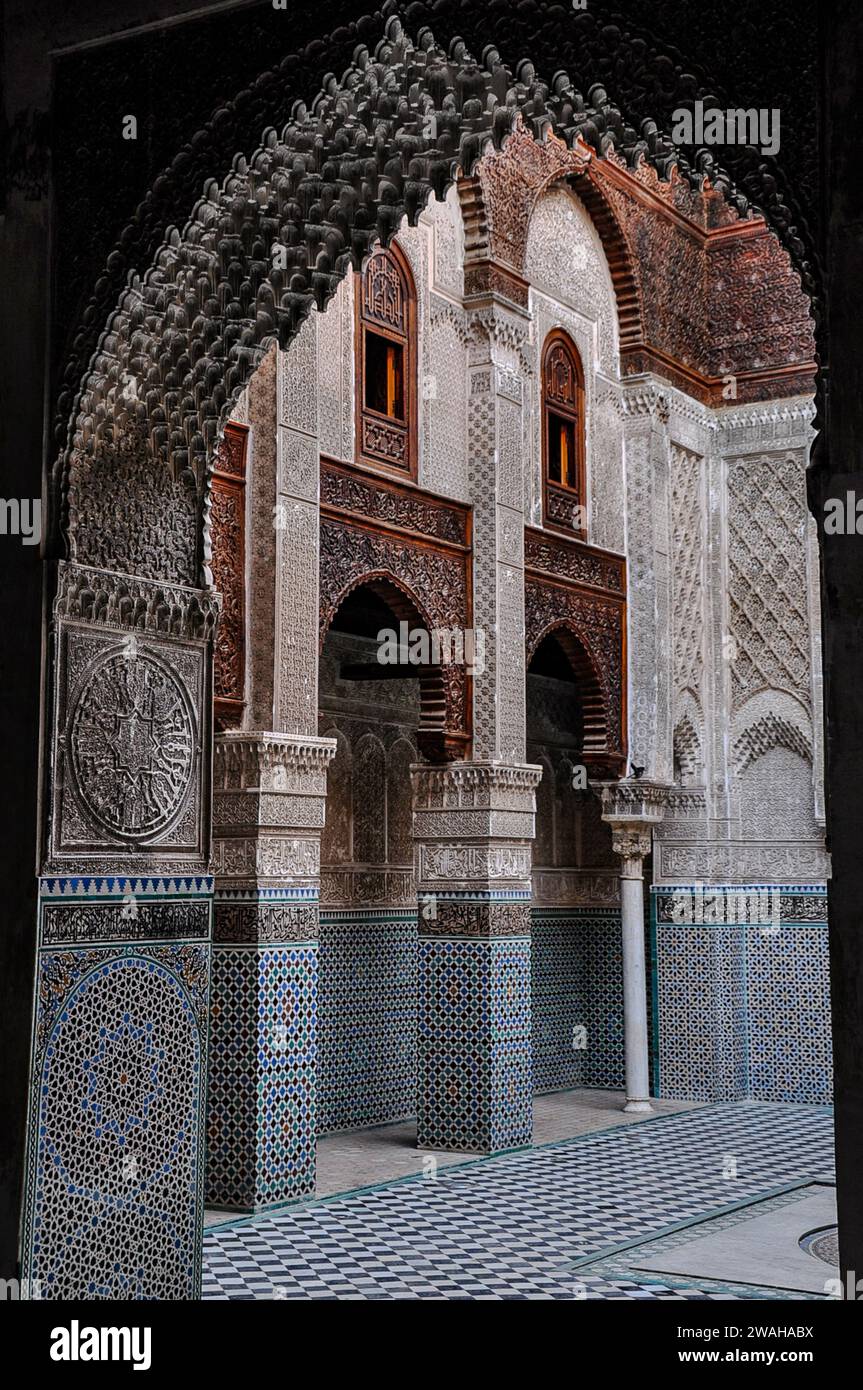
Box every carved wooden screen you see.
[211,420,248,729]
[542,330,586,538]
[356,244,417,478]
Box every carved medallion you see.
[69,651,196,840]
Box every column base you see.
[623,1098,653,1114]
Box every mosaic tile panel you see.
[745,921,832,1104]
[317,912,417,1136]
[206,944,317,1211]
[417,933,532,1153]
[21,939,209,1300]
[651,887,831,1105]
[531,909,625,1093]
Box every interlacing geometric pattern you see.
[727,454,810,705]
[669,445,705,713]
[207,946,317,1210]
[417,936,533,1153]
[317,912,417,1135]
[531,910,625,1094]
[652,889,831,1105]
[23,950,207,1300]
[202,1101,834,1300]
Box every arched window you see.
[542,330,586,537]
[356,243,417,478]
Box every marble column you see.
[412,762,541,1154]
[600,779,669,1113]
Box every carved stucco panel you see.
[50,622,209,865]
[670,444,707,779]
[623,391,671,779]
[276,500,319,737]
[317,273,354,465]
[726,450,811,709]
[246,348,278,730]
[524,186,619,377]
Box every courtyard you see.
[203,1097,836,1301]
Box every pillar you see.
[600,779,669,1113]
[207,733,335,1210]
[20,561,219,1300]
[412,762,541,1153]
[205,328,331,1210]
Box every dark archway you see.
[526,627,622,1097]
[319,574,454,761]
[317,580,422,1144]
[527,621,612,763]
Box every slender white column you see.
[599,779,670,1115]
[615,830,653,1113]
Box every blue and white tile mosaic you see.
[207,945,317,1211]
[22,942,210,1300]
[417,934,532,1153]
[317,911,417,1135]
[531,909,625,1093]
[651,887,831,1104]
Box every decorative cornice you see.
[524,528,626,596]
[412,762,543,802]
[598,778,672,827]
[214,732,337,790]
[54,561,220,642]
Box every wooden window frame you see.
[541,329,587,540]
[355,242,418,481]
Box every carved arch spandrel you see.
[525,598,625,775]
[318,533,472,763]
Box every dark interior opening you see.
[365,330,405,420]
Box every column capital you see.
[214,731,337,790]
[597,778,672,877]
[411,761,543,812]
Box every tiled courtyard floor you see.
[202,1100,835,1300]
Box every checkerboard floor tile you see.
[202,1101,834,1300]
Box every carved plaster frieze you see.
[417,841,533,889]
[653,840,830,885]
[717,395,816,456]
[211,835,321,882]
[413,809,535,841]
[598,777,672,826]
[319,868,415,909]
[212,792,327,832]
[214,732,337,793]
[411,762,543,813]
[54,561,220,641]
[531,869,621,908]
